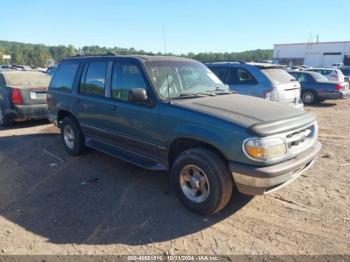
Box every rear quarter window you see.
[50,61,79,92]
[261,68,293,85]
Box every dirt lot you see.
[0,100,349,256]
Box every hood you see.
[172,94,316,136]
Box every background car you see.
[0,70,51,127]
[0,64,12,70]
[339,66,350,83]
[46,65,57,77]
[288,70,350,104]
[206,61,303,109]
[11,64,32,71]
[307,68,345,82]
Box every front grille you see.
[284,123,317,155]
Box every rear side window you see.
[80,62,108,96]
[50,61,79,92]
[209,67,231,84]
[261,68,293,85]
[229,68,257,85]
[111,62,147,101]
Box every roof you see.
[306,67,339,70]
[274,41,350,47]
[63,55,194,63]
[247,62,284,69]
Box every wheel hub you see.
[63,125,75,149]
[179,164,210,203]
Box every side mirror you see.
[128,88,148,103]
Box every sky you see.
[1,0,349,54]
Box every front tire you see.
[171,148,233,216]
[60,116,85,156]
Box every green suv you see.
[47,55,321,215]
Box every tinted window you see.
[229,68,257,85]
[340,68,350,75]
[111,62,147,100]
[50,61,79,92]
[209,67,231,84]
[261,68,294,85]
[80,62,108,96]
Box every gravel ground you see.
[0,100,349,256]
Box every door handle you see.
[108,104,117,111]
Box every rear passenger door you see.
[73,60,113,141]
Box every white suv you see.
[307,68,345,82]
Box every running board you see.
[86,138,167,171]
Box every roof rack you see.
[73,49,155,57]
[205,60,246,64]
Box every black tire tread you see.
[60,116,85,156]
[171,147,233,215]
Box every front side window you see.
[80,62,108,96]
[145,61,226,99]
[111,62,147,101]
[50,61,79,92]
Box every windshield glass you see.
[4,72,51,87]
[144,60,227,99]
[312,72,329,82]
[261,68,294,85]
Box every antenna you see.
[163,25,167,55]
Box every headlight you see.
[243,137,287,162]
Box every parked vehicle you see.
[307,68,345,82]
[0,71,51,127]
[0,65,12,70]
[48,55,321,215]
[11,64,32,71]
[46,65,57,77]
[331,63,344,68]
[288,70,350,104]
[339,66,350,83]
[206,61,303,110]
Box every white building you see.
[273,41,350,67]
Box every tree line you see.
[0,40,272,67]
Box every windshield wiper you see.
[213,87,236,94]
[173,93,209,99]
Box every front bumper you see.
[13,104,48,120]
[229,142,321,195]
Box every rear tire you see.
[302,90,319,105]
[60,116,85,156]
[0,106,14,127]
[171,148,233,216]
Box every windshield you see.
[261,68,294,85]
[4,72,51,87]
[144,60,228,99]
